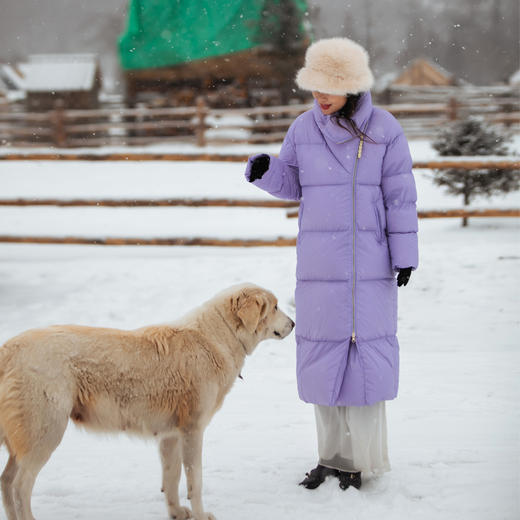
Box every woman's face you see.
[312,91,347,115]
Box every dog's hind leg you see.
[11,466,38,520]
[11,410,69,520]
[181,430,215,520]
[1,455,19,520]
[159,435,191,520]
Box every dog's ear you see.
[257,294,269,322]
[236,293,265,334]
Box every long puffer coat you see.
[244,91,419,406]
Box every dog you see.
[0,283,294,520]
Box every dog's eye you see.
[274,304,278,310]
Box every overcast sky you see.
[1,0,518,92]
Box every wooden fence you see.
[1,156,518,247]
[0,85,518,147]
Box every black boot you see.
[338,471,362,490]
[299,464,338,489]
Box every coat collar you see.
[312,91,373,144]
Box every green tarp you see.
[118,0,309,70]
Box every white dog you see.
[0,283,294,520]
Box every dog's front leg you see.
[182,429,215,520]
[159,435,191,520]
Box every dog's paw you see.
[169,506,192,519]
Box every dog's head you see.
[220,283,294,354]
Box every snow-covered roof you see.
[509,69,520,85]
[393,57,465,86]
[0,75,7,95]
[0,64,26,90]
[19,54,99,93]
[373,71,398,93]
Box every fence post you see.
[503,102,515,128]
[195,96,207,147]
[51,101,67,147]
[448,97,458,121]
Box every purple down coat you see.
[244,91,419,406]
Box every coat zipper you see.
[351,132,365,344]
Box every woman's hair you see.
[332,94,374,142]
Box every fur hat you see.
[295,37,374,95]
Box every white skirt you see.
[314,401,391,475]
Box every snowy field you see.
[0,139,519,519]
[0,139,519,240]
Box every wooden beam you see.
[0,154,518,170]
[286,208,520,219]
[413,160,520,170]
[0,153,251,162]
[418,208,520,218]
[0,198,299,208]
[0,236,297,247]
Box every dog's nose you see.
[290,319,295,329]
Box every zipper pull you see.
[357,137,364,159]
[351,332,356,343]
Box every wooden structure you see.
[0,101,309,147]
[19,54,102,111]
[125,46,307,109]
[1,92,518,148]
[118,0,310,108]
[375,57,466,105]
[393,58,457,87]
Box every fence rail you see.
[0,198,299,208]
[0,236,297,247]
[0,153,518,170]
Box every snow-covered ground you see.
[0,139,519,519]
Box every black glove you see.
[397,267,412,287]
[248,154,270,182]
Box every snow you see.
[0,138,519,519]
[0,142,283,157]
[509,69,520,86]
[1,134,517,159]
[18,54,98,92]
[0,140,518,240]
[197,114,253,141]
[0,206,298,239]
[0,64,26,90]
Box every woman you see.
[244,37,418,490]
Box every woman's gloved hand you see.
[397,267,412,287]
[248,154,270,182]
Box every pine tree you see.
[432,117,519,226]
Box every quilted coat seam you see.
[296,278,350,282]
[383,171,415,178]
[356,343,369,404]
[330,342,352,406]
[298,229,350,233]
[296,333,397,343]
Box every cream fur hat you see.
[295,37,374,95]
